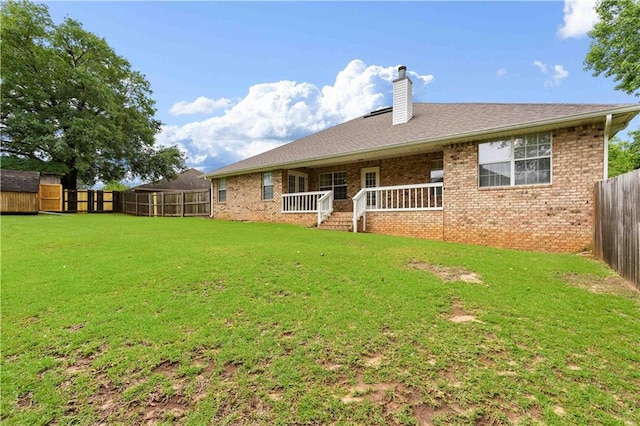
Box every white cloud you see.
[157,60,434,170]
[557,0,598,39]
[496,68,507,78]
[533,60,548,74]
[547,65,569,88]
[533,61,569,88]
[169,96,232,116]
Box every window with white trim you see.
[478,132,551,188]
[217,178,227,203]
[319,171,347,200]
[430,159,443,183]
[262,172,274,200]
[287,171,308,193]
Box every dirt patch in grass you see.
[363,354,383,368]
[409,262,483,284]
[267,391,283,401]
[17,391,34,409]
[446,299,482,323]
[65,323,86,332]
[318,360,342,371]
[58,351,218,424]
[151,360,179,375]
[336,366,546,424]
[222,362,239,380]
[412,398,542,425]
[340,370,420,410]
[449,315,479,323]
[561,273,639,298]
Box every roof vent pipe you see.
[393,65,413,126]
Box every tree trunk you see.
[61,168,78,190]
[62,168,78,212]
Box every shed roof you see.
[0,170,40,193]
[203,102,640,178]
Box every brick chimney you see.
[393,65,413,125]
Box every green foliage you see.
[0,0,185,190]
[585,0,640,97]
[585,0,640,173]
[0,155,68,174]
[608,136,639,177]
[102,180,129,191]
[2,215,639,424]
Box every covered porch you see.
[279,151,444,231]
[281,182,444,231]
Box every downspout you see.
[603,114,612,180]
[209,179,214,218]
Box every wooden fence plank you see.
[39,184,63,212]
[593,169,639,288]
[1,191,39,213]
[63,190,118,213]
[120,189,210,218]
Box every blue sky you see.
[45,1,638,176]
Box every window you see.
[430,159,443,183]
[319,171,347,200]
[478,132,551,188]
[287,171,308,193]
[262,172,274,200]
[430,159,443,206]
[217,178,227,203]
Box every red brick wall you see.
[365,211,444,240]
[212,171,317,227]
[211,124,603,252]
[444,124,604,252]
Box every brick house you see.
[202,66,639,252]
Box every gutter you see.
[603,114,612,180]
[201,104,640,179]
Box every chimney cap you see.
[398,65,407,79]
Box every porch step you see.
[318,212,353,232]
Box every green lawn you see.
[1,214,639,425]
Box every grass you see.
[1,213,639,425]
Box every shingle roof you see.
[0,170,40,193]
[203,103,640,177]
[135,168,210,192]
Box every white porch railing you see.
[353,188,368,233]
[353,183,444,232]
[317,190,334,226]
[282,190,333,226]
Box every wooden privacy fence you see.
[593,169,639,288]
[40,184,63,212]
[122,189,210,217]
[64,190,119,213]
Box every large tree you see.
[608,136,638,176]
[585,0,640,171]
[1,0,185,189]
[585,0,640,97]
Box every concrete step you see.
[319,224,352,232]
[318,212,353,232]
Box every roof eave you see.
[201,104,640,179]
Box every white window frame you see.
[262,172,274,200]
[478,132,552,188]
[361,166,380,209]
[217,178,227,203]
[287,170,308,193]
[319,171,347,200]
[430,159,443,183]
